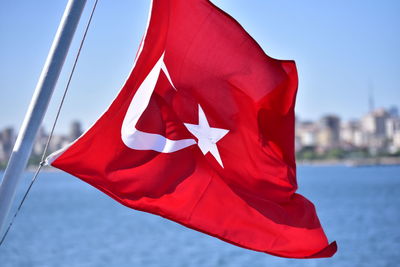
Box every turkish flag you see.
[49,0,337,258]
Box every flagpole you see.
[0,0,87,237]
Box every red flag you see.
[49,0,336,258]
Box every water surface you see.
[0,165,399,267]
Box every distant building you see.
[0,122,86,167]
[340,120,366,148]
[388,106,399,118]
[362,109,389,137]
[392,132,400,153]
[386,117,400,137]
[296,121,318,149]
[69,121,83,141]
[317,115,340,150]
[0,127,15,162]
[0,142,7,163]
[361,109,390,154]
[32,126,48,156]
[49,135,69,152]
[386,117,400,153]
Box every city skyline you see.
[1,104,399,168]
[0,1,399,133]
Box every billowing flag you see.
[48,0,336,258]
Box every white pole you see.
[0,0,87,236]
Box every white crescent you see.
[121,53,197,153]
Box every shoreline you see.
[1,157,400,172]
[298,157,400,167]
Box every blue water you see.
[0,166,399,267]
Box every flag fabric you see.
[48,0,337,258]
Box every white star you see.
[184,105,229,167]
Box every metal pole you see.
[0,0,87,236]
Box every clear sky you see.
[0,0,399,133]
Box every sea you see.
[0,165,399,267]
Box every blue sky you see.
[0,0,399,133]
